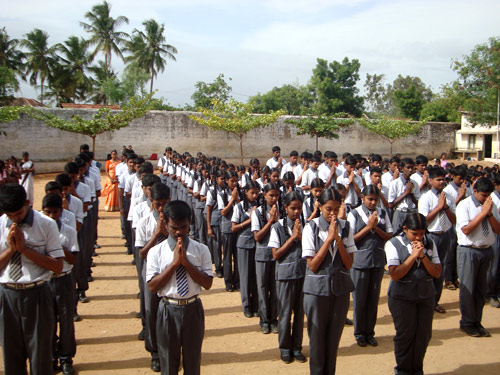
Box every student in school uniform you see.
[488,173,500,308]
[42,193,79,375]
[300,156,322,197]
[384,213,442,375]
[0,183,64,375]
[364,154,383,186]
[280,150,303,182]
[136,183,170,373]
[303,178,325,221]
[318,151,338,188]
[206,169,224,278]
[192,164,209,246]
[266,145,286,171]
[418,166,456,314]
[252,182,281,334]
[336,155,364,209]
[388,158,421,234]
[347,185,393,347]
[269,191,306,364]
[45,181,78,232]
[411,155,430,195]
[19,151,35,206]
[232,180,260,317]
[147,200,213,375]
[366,167,390,210]
[456,177,500,337]
[382,156,400,188]
[218,170,241,292]
[302,188,356,375]
[119,153,137,255]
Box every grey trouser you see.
[255,260,278,326]
[222,232,239,288]
[488,235,500,298]
[237,247,258,314]
[428,231,450,305]
[143,262,159,359]
[277,278,304,355]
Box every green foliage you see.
[248,84,314,115]
[358,116,427,154]
[311,57,364,116]
[191,74,232,109]
[0,66,19,104]
[364,73,389,114]
[453,36,500,125]
[393,84,426,120]
[0,105,29,124]
[189,99,285,163]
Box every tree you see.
[364,73,390,114]
[88,60,117,104]
[310,57,364,116]
[358,116,427,155]
[191,74,232,109]
[0,66,19,105]
[189,99,285,164]
[284,113,354,150]
[80,0,129,73]
[125,19,177,94]
[453,36,500,126]
[249,83,314,115]
[27,94,153,152]
[0,27,25,86]
[20,28,56,105]
[393,84,426,120]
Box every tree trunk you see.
[40,76,44,105]
[315,134,318,151]
[92,136,96,154]
[239,135,244,165]
[390,140,393,155]
[150,64,155,94]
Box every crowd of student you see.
[0,143,499,375]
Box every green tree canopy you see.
[0,27,25,87]
[311,57,364,116]
[189,99,284,163]
[191,74,232,109]
[248,83,314,115]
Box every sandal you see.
[435,304,446,314]
[445,281,456,290]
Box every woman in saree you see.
[102,150,120,211]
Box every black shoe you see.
[366,336,378,346]
[138,329,145,340]
[233,285,240,291]
[345,318,353,326]
[460,325,481,337]
[94,243,101,249]
[244,311,253,318]
[253,312,260,317]
[136,312,141,318]
[61,362,75,375]
[356,336,367,347]
[293,352,306,363]
[78,292,89,303]
[280,353,292,364]
[270,324,279,334]
[215,270,223,278]
[121,234,126,239]
[476,324,491,337]
[489,297,500,308]
[261,325,271,334]
[126,249,133,255]
[73,314,82,322]
[52,359,59,372]
[137,292,141,299]
[90,261,96,267]
[87,276,94,282]
[124,242,129,247]
[131,259,136,265]
[151,358,161,372]
[225,286,234,292]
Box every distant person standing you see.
[20,152,35,206]
[440,153,448,169]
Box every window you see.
[468,134,476,149]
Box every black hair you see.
[163,200,192,222]
[78,152,90,163]
[370,154,382,162]
[403,212,427,232]
[150,183,170,201]
[345,155,357,166]
[74,157,85,169]
[415,155,429,165]
[342,152,351,159]
[55,173,72,187]
[311,178,325,189]
[45,181,62,193]
[0,183,27,212]
[249,158,260,166]
[261,182,280,223]
[492,173,500,185]
[142,173,161,187]
[311,156,322,164]
[289,150,298,157]
[42,193,63,209]
[300,151,310,160]
[22,151,29,157]
[324,151,336,159]
[474,177,494,193]
[135,157,145,165]
[428,166,446,179]
[331,183,346,192]
[64,162,79,175]
[389,156,401,164]
[282,191,305,237]
[127,153,138,162]
[243,180,260,211]
[139,162,154,175]
[400,157,415,168]
[362,184,380,197]
[451,166,466,179]
[272,146,281,152]
[370,166,382,175]
[80,144,90,151]
[318,188,342,205]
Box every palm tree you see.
[20,28,56,104]
[88,60,118,104]
[0,27,25,73]
[55,36,92,102]
[125,19,177,94]
[80,0,129,74]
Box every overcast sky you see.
[2,0,500,107]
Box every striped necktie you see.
[438,211,447,230]
[482,219,489,237]
[176,265,189,297]
[9,252,22,282]
[157,233,167,245]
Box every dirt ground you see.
[1,172,500,375]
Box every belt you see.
[462,245,491,250]
[429,231,447,235]
[51,270,72,279]
[162,295,198,306]
[2,280,46,290]
[396,208,417,213]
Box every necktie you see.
[9,252,22,282]
[438,211,447,229]
[176,265,189,297]
[482,219,489,237]
[157,233,167,245]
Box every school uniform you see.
[303,195,319,221]
[168,163,178,201]
[146,235,213,375]
[382,170,394,188]
[418,188,455,307]
[20,159,35,205]
[266,157,286,169]
[388,176,421,234]
[136,210,163,363]
[455,195,500,330]
[193,178,207,245]
[0,209,65,375]
[49,220,79,368]
[73,180,92,297]
[157,156,168,184]
[300,167,320,196]
[488,190,500,302]
[347,205,392,342]
[411,171,429,195]
[120,169,135,254]
[232,201,259,315]
[217,188,239,290]
[251,205,279,330]
[65,194,84,228]
[280,162,303,181]
[185,170,197,237]
[302,216,356,375]
[336,172,364,208]
[269,218,306,357]
[206,186,223,275]
[318,163,335,185]
[384,234,440,375]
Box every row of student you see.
[0,152,35,205]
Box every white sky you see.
[2,0,500,107]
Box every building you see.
[454,112,500,160]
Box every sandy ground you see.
[1,172,500,375]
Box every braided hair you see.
[282,191,304,239]
[260,182,280,224]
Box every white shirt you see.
[132,200,151,229]
[300,168,320,195]
[0,209,64,283]
[456,195,500,247]
[119,170,134,191]
[66,194,84,224]
[388,176,421,210]
[125,173,139,194]
[135,210,160,248]
[115,162,127,179]
[336,172,364,206]
[382,171,394,188]
[411,171,429,195]
[418,189,456,233]
[146,236,213,298]
[302,216,356,261]
[385,235,440,266]
[318,163,335,185]
[268,218,294,249]
[57,220,79,273]
[251,205,271,232]
[280,162,303,181]
[443,181,469,203]
[61,209,76,231]
[266,157,286,169]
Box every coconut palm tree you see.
[125,19,177,94]
[0,27,25,73]
[80,1,129,74]
[20,28,56,104]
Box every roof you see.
[9,97,45,107]
[60,103,121,110]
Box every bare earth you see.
[1,173,500,375]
